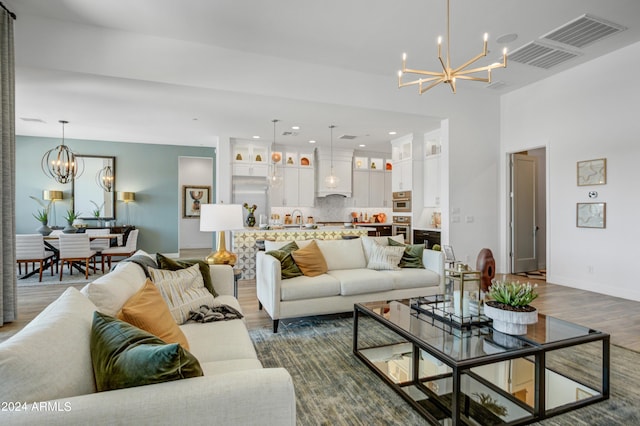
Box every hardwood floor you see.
[2,273,640,352]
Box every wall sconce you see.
[117,191,135,225]
[43,190,63,227]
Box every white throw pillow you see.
[149,264,216,324]
[317,238,367,270]
[264,239,312,251]
[366,244,404,271]
[0,287,98,403]
[81,261,147,316]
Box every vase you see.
[63,223,77,234]
[484,301,538,335]
[36,221,52,236]
[246,212,256,227]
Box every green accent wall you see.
[16,136,216,254]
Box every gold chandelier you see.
[397,0,507,94]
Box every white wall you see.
[179,156,214,249]
[500,41,640,301]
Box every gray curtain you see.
[0,5,16,326]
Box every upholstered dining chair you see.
[58,233,97,280]
[87,228,111,270]
[101,229,138,270]
[16,234,56,282]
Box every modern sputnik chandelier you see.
[397,0,507,94]
[41,120,84,184]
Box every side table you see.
[233,268,242,299]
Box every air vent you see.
[20,117,46,123]
[338,134,357,140]
[486,81,507,90]
[542,14,626,49]
[281,131,299,136]
[509,42,580,69]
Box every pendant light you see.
[97,165,114,192]
[324,125,339,189]
[268,119,283,187]
[41,120,84,184]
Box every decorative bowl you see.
[343,222,353,228]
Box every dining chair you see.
[16,234,56,282]
[58,233,97,280]
[101,229,138,270]
[87,228,111,270]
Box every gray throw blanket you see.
[120,254,158,278]
[189,305,244,322]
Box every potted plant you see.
[63,209,81,233]
[243,203,257,227]
[30,195,52,236]
[484,280,539,335]
[90,200,104,226]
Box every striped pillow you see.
[366,244,404,271]
[148,264,216,324]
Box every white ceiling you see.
[8,0,640,151]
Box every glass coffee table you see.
[354,299,609,425]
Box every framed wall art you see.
[183,185,210,218]
[577,158,606,186]
[576,202,606,229]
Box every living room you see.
[2,1,640,424]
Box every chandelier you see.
[268,119,283,187]
[397,0,507,94]
[97,165,114,192]
[324,125,339,189]
[41,120,83,184]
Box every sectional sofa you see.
[256,236,444,332]
[0,251,296,425]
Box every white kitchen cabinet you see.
[369,171,386,207]
[270,157,315,208]
[392,159,412,192]
[298,167,315,207]
[383,171,392,207]
[352,170,369,207]
[232,141,269,177]
[424,154,441,207]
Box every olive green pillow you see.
[156,253,217,297]
[90,312,203,392]
[388,238,425,269]
[266,241,303,280]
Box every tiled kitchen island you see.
[231,226,369,279]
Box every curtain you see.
[0,5,16,326]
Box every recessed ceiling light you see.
[359,144,366,147]
[308,140,316,144]
[291,126,300,130]
[388,131,397,135]
[252,135,260,139]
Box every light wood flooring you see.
[2,271,640,352]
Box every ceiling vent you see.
[486,81,507,90]
[338,134,357,140]
[509,42,581,69]
[542,14,627,49]
[20,117,46,123]
[281,131,299,136]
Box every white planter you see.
[484,303,538,335]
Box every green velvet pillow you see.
[156,253,217,297]
[90,312,203,392]
[388,238,425,269]
[266,241,303,280]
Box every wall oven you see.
[392,191,412,213]
[392,216,411,244]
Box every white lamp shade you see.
[200,204,244,232]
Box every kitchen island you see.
[231,226,369,279]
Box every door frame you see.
[504,144,549,275]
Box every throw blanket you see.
[189,305,244,322]
[120,254,158,278]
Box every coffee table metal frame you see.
[353,299,610,425]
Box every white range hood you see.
[315,148,354,197]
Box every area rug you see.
[248,315,640,426]
[16,265,106,286]
[514,269,547,280]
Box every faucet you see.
[290,209,304,229]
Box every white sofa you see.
[257,236,444,332]
[0,252,296,425]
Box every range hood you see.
[315,148,354,198]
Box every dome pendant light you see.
[41,120,84,184]
[324,125,339,189]
[268,119,283,188]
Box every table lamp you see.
[200,204,243,266]
[117,191,135,225]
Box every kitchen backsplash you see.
[271,196,393,223]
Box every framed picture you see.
[577,202,606,229]
[183,185,210,218]
[577,158,606,186]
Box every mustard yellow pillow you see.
[117,279,190,350]
[291,240,328,277]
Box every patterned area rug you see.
[514,269,547,280]
[249,315,640,426]
[16,264,106,286]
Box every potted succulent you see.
[484,280,539,335]
[30,195,52,236]
[90,200,104,226]
[63,209,81,233]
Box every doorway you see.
[509,148,546,274]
